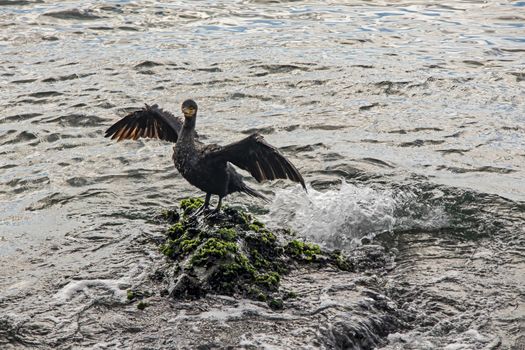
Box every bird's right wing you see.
[105,104,183,143]
[205,133,306,190]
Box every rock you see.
[168,273,203,299]
[158,198,355,307]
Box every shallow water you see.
[1,1,524,349]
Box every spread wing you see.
[104,104,183,142]
[207,133,306,190]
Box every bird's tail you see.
[241,185,269,203]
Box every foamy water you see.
[268,182,450,249]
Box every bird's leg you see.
[204,193,211,208]
[203,196,223,220]
[213,196,223,213]
[191,193,211,217]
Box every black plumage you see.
[105,99,306,212]
[105,104,183,142]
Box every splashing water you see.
[268,182,450,249]
[267,182,396,248]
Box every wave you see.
[267,181,449,249]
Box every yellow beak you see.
[182,107,195,116]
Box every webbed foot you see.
[189,203,209,218]
[203,207,223,220]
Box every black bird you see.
[105,99,306,213]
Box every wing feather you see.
[105,104,183,143]
[275,162,285,178]
[131,125,140,140]
[122,124,134,139]
[113,127,126,141]
[206,133,306,190]
[251,160,262,181]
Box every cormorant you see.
[105,99,306,213]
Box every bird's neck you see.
[180,116,196,141]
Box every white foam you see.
[170,300,300,324]
[267,182,397,248]
[53,258,150,304]
[267,182,449,250]
[53,279,128,303]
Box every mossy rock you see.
[285,240,322,262]
[159,198,354,307]
[137,301,149,310]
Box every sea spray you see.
[268,182,451,249]
[268,182,397,248]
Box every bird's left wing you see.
[205,133,306,190]
[105,104,183,143]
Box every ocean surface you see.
[1,1,524,349]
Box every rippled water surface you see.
[1,1,524,349]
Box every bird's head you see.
[181,99,198,118]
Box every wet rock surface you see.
[156,198,387,311]
[85,199,409,349]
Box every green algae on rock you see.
[285,239,322,262]
[137,301,149,310]
[126,289,154,310]
[159,198,353,307]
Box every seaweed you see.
[159,197,354,308]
